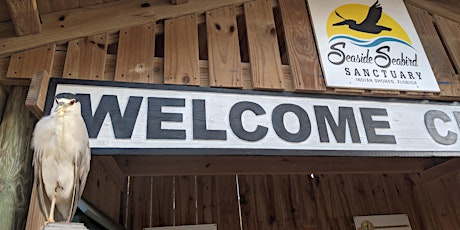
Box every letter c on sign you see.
[424,110,457,145]
[229,101,268,141]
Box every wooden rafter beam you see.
[6,0,41,36]
[420,157,460,183]
[113,155,440,176]
[0,0,250,58]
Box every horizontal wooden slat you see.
[0,0,250,57]
[113,156,439,176]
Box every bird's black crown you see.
[55,93,79,102]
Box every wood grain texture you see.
[6,44,55,79]
[206,6,242,88]
[278,0,325,92]
[82,156,123,222]
[433,15,460,96]
[175,175,197,225]
[64,33,108,80]
[25,183,47,230]
[0,86,36,230]
[130,176,174,229]
[406,4,457,97]
[113,155,437,176]
[0,0,250,57]
[115,23,155,83]
[164,14,200,85]
[6,0,41,36]
[405,0,460,24]
[25,71,50,118]
[244,0,284,90]
[421,158,460,183]
[123,171,460,230]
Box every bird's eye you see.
[70,100,75,105]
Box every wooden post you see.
[0,87,7,121]
[0,86,37,229]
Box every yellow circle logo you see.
[327,1,412,47]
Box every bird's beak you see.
[53,101,66,112]
[333,21,347,26]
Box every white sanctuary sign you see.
[307,0,440,92]
[45,79,459,157]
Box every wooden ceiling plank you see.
[0,0,250,57]
[6,0,41,36]
[113,156,437,176]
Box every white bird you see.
[32,93,91,223]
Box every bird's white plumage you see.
[32,96,91,222]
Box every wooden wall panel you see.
[244,0,284,90]
[175,176,197,225]
[433,15,460,94]
[130,176,174,229]
[82,156,124,222]
[406,4,458,97]
[424,171,460,230]
[6,44,55,79]
[115,23,156,83]
[278,0,325,92]
[206,6,242,88]
[124,168,460,230]
[164,14,200,86]
[64,33,109,80]
[196,176,239,230]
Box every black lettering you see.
[375,46,391,68]
[272,104,311,142]
[229,101,268,141]
[360,108,396,144]
[328,42,346,65]
[314,106,361,143]
[424,110,457,145]
[147,97,185,139]
[78,94,142,139]
[192,99,227,140]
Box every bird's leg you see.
[48,193,57,223]
[47,181,61,224]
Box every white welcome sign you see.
[45,79,460,157]
[307,0,439,92]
